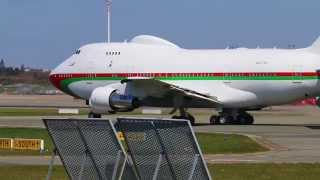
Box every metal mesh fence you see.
[121,155,139,180]
[43,119,127,180]
[118,118,212,180]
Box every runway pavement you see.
[0,95,86,108]
[0,105,320,165]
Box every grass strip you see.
[0,128,267,155]
[1,164,320,180]
[0,108,89,116]
[196,133,268,154]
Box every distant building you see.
[20,64,25,71]
[0,59,5,70]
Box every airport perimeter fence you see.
[43,118,211,180]
[43,119,132,180]
[118,118,211,180]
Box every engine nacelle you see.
[89,86,139,114]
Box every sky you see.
[1,0,320,69]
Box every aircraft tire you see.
[236,114,248,125]
[218,115,233,125]
[209,115,218,125]
[88,112,102,118]
[237,113,254,125]
[214,117,220,124]
[246,114,254,125]
[171,115,181,119]
[186,113,196,126]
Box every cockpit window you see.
[75,50,81,54]
[68,62,76,66]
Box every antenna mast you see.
[106,0,112,43]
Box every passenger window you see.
[106,51,121,55]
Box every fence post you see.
[46,148,57,180]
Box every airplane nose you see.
[49,68,62,91]
[49,55,76,93]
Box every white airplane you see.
[50,35,320,125]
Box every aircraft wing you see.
[122,78,221,106]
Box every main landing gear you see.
[209,109,254,125]
[171,108,195,126]
[170,108,254,126]
[88,112,101,118]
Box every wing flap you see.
[123,78,221,106]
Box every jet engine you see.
[89,86,139,114]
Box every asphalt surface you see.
[0,95,320,165]
[0,95,86,108]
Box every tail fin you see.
[310,36,320,54]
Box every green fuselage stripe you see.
[60,75,319,93]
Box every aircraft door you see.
[292,65,303,84]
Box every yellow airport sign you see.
[0,138,13,149]
[0,138,44,151]
[13,138,44,151]
[117,132,125,141]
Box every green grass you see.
[0,165,67,180]
[0,108,89,116]
[209,164,320,180]
[197,133,268,154]
[0,128,267,155]
[1,164,320,180]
